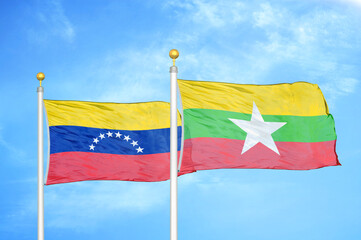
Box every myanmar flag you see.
[178,79,340,171]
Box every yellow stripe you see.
[44,100,181,130]
[178,80,329,116]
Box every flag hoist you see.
[37,72,45,240]
[169,49,179,240]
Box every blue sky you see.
[1,0,361,239]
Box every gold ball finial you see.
[37,72,45,86]
[169,49,179,59]
[37,72,45,81]
[169,49,179,66]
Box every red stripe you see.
[183,138,340,170]
[46,152,195,185]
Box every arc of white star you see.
[89,144,95,150]
[115,132,122,138]
[229,102,287,155]
[99,133,105,139]
[136,146,144,153]
[124,135,130,141]
[131,140,138,147]
[106,131,113,137]
[93,138,99,144]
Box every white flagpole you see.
[169,49,179,240]
[37,72,45,240]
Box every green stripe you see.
[183,109,336,142]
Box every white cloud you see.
[248,3,361,101]
[47,1,360,109]
[91,48,172,103]
[338,78,359,93]
[43,174,209,229]
[179,49,268,84]
[44,181,169,229]
[253,2,284,28]
[179,171,294,221]
[333,0,361,7]
[29,0,75,43]
[320,77,359,106]
[0,127,26,161]
[44,46,174,103]
[4,174,200,231]
[3,181,165,231]
[60,1,359,107]
[165,0,246,28]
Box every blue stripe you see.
[49,126,182,155]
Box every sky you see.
[1,0,361,239]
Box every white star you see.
[115,132,122,138]
[99,133,105,139]
[131,140,138,147]
[93,138,99,144]
[229,102,287,155]
[136,146,144,153]
[106,131,113,137]
[89,144,95,150]
[124,135,130,141]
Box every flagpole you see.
[169,49,179,240]
[37,72,45,240]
